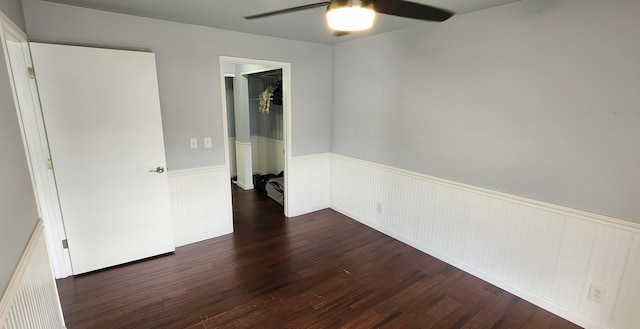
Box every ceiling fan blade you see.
[244,2,331,20]
[373,0,453,22]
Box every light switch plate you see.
[204,137,212,149]
[190,138,198,149]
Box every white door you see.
[30,43,174,275]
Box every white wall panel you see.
[287,153,330,217]
[550,217,597,312]
[230,136,284,177]
[255,136,285,175]
[611,234,640,329]
[234,141,253,190]
[0,220,65,329]
[168,166,233,247]
[330,153,640,329]
[578,226,633,326]
[250,135,258,173]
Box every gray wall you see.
[0,0,25,31]
[248,73,284,141]
[0,37,40,295]
[228,73,284,140]
[332,0,640,222]
[225,77,235,137]
[22,0,332,170]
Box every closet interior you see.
[226,68,285,207]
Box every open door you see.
[30,43,174,274]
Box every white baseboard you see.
[288,204,330,218]
[174,228,233,248]
[330,153,640,329]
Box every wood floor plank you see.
[56,185,583,328]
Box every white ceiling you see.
[42,0,522,44]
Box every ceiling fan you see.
[244,0,454,35]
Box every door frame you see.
[1,18,73,278]
[219,56,292,217]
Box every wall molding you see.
[330,153,640,329]
[167,165,227,177]
[257,135,284,146]
[292,152,332,161]
[331,153,640,233]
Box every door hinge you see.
[27,67,36,79]
[46,159,53,170]
[62,239,68,249]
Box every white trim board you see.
[1,16,73,278]
[329,153,640,329]
[0,9,27,40]
[167,165,228,176]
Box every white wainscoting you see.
[167,166,233,247]
[254,136,285,175]
[330,154,640,329]
[234,141,254,190]
[0,220,66,329]
[287,153,330,217]
[231,136,284,177]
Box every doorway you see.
[219,57,291,219]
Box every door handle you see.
[149,166,165,174]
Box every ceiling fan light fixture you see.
[326,1,375,32]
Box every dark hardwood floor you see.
[57,185,582,329]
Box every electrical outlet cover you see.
[588,283,607,303]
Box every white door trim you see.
[0,9,27,40]
[219,56,292,217]
[1,18,73,278]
